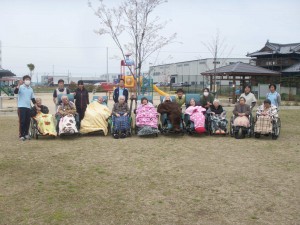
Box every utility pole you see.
[106,47,109,82]
[52,65,54,76]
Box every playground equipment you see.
[120,54,136,89]
[153,84,168,96]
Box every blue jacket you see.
[113,87,129,103]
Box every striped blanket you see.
[254,115,272,134]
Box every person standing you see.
[240,85,257,109]
[175,88,186,107]
[74,80,89,121]
[14,75,38,141]
[266,84,281,108]
[113,79,129,103]
[53,79,70,110]
[200,88,214,110]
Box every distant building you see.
[247,41,300,72]
[149,58,250,87]
[41,73,119,85]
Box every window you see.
[184,63,189,66]
[177,64,182,67]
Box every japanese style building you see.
[247,41,300,72]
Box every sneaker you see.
[215,130,220,134]
[113,133,119,139]
[20,137,25,141]
[220,130,225,134]
[25,135,31,140]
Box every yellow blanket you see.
[80,101,111,135]
[34,112,57,136]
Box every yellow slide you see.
[153,85,168,96]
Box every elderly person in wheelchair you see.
[254,99,280,139]
[230,97,252,138]
[206,99,227,134]
[80,96,111,135]
[112,95,130,139]
[30,98,57,137]
[157,95,182,133]
[56,95,79,135]
[135,97,159,136]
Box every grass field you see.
[0,110,299,225]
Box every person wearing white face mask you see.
[14,75,38,141]
[200,88,214,110]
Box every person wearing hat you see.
[53,79,70,110]
[73,80,89,121]
[14,75,38,141]
[175,88,186,107]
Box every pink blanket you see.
[185,106,206,129]
[136,104,158,128]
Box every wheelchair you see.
[158,96,184,135]
[183,94,206,135]
[56,94,80,137]
[230,114,254,139]
[134,95,159,137]
[254,115,281,140]
[29,117,56,140]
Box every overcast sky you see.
[1,0,299,80]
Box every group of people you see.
[14,75,281,141]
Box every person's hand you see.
[36,106,41,112]
[211,112,215,115]
[124,113,128,116]
[18,80,23,86]
[116,113,120,117]
[207,102,212,106]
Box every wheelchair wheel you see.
[229,122,234,137]
[254,132,261,138]
[235,127,245,139]
[272,118,281,140]
[29,119,36,139]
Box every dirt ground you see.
[0,108,299,225]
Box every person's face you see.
[142,99,148,105]
[58,82,64,89]
[165,96,171,101]
[98,97,103,103]
[62,97,69,104]
[270,86,275,92]
[177,92,183,98]
[78,84,84,89]
[264,103,270,108]
[190,99,195,106]
[119,80,124,87]
[213,102,219,108]
[240,98,245,105]
[36,99,42,106]
[119,97,125,103]
[245,87,250,93]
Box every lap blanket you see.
[210,113,227,131]
[113,115,130,132]
[80,101,111,135]
[59,114,78,135]
[254,115,272,134]
[34,112,57,136]
[185,106,206,133]
[234,116,249,127]
[137,126,159,136]
[136,104,158,129]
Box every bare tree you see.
[202,30,233,93]
[88,0,176,94]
